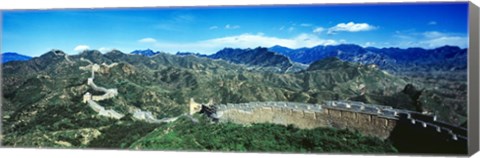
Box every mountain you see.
[131,49,161,57]
[174,47,305,73]
[307,57,351,71]
[208,47,309,73]
[2,48,419,148]
[277,45,468,124]
[269,45,294,56]
[176,52,208,58]
[1,48,466,150]
[270,44,366,64]
[269,44,468,80]
[2,52,32,63]
[209,47,293,72]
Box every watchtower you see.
[189,98,214,115]
[83,92,92,103]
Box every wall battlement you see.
[81,60,124,120]
[190,100,466,143]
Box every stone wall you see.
[206,100,467,153]
[215,101,397,139]
[81,61,124,120]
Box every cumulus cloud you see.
[74,45,90,52]
[141,33,338,54]
[209,26,219,30]
[225,24,240,29]
[327,22,376,34]
[313,27,325,33]
[138,38,157,43]
[428,21,437,25]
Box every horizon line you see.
[1,43,468,57]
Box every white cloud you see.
[423,31,444,39]
[74,45,90,52]
[428,21,437,25]
[313,27,325,33]
[390,30,467,48]
[140,33,338,54]
[419,31,467,48]
[138,37,157,43]
[225,24,240,29]
[363,42,376,47]
[99,47,112,53]
[420,35,467,48]
[327,22,376,34]
[209,26,219,30]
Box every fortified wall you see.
[190,100,467,153]
[212,101,397,139]
[80,60,184,123]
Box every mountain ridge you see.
[269,44,467,81]
[2,52,32,63]
[2,47,467,150]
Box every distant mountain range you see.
[269,44,467,76]
[3,44,467,76]
[176,47,303,72]
[131,49,162,57]
[128,44,468,79]
[208,47,303,72]
[135,47,303,73]
[2,52,32,63]
[176,52,208,58]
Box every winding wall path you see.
[80,59,183,123]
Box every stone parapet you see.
[208,100,465,142]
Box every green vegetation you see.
[88,121,161,148]
[1,49,466,151]
[130,116,398,153]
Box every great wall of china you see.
[79,58,182,123]
[189,99,468,153]
[80,60,124,119]
[75,56,468,153]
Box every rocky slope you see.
[208,47,295,72]
[1,48,466,149]
[270,44,467,80]
[270,44,468,124]
[172,47,306,73]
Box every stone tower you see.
[83,92,92,103]
[189,98,202,115]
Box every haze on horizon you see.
[1,2,468,57]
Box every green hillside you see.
[1,49,466,150]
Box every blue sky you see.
[2,2,469,56]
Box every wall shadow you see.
[387,115,467,154]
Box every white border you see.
[0,0,478,158]
[0,0,473,10]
